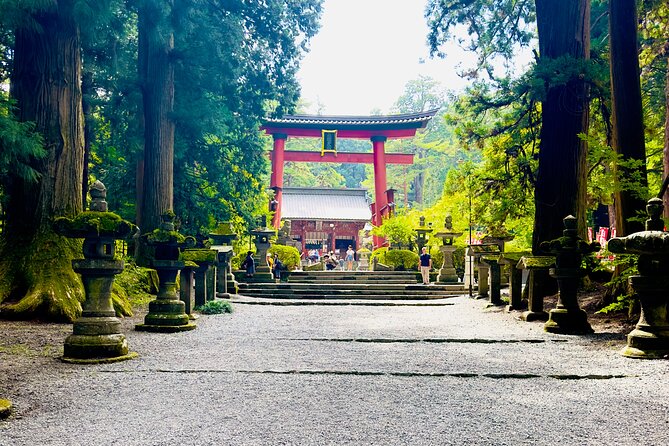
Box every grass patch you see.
[196,299,233,315]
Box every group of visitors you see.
[322,245,356,271]
[241,251,285,281]
[243,245,432,284]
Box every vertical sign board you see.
[321,129,337,156]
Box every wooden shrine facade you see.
[260,110,437,247]
[280,187,371,256]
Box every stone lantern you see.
[415,216,433,254]
[209,222,238,296]
[135,211,197,332]
[433,214,463,283]
[540,215,599,334]
[55,181,138,363]
[607,197,669,358]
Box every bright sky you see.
[297,0,481,115]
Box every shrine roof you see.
[261,109,438,138]
[281,187,372,222]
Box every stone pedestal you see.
[476,263,489,299]
[357,250,370,271]
[498,252,527,312]
[517,257,555,322]
[180,264,196,317]
[619,277,669,358]
[63,258,137,363]
[436,245,459,283]
[137,260,196,332]
[543,268,593,334]
[481,256,503,306]
[464,247,476,296]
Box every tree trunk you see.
[663,57,669,218]
[82,71,94,204]
[532,0,591,250]
[609,0,648,235]
[137,0,175,234]
[0,1,86,321]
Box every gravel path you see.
[1,295,668,445]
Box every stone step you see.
[237,283,462,291]
[237,290,460,298]
[236,293,456,300]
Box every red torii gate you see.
[260,110,438,245]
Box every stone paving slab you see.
[1,295,668,445]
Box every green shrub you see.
[371,247,419,270]
[196,299,233,314]
[268,244,300,270]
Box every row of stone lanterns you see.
[56,181,241,364]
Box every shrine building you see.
[281,187,371,255]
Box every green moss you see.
[181,248,217,263]
[143,228,186,244]
[518,255,555,269]
[54,211,135,238]
[0,232,85,322]
[499,251,530,263]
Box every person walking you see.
[419,247,432,285]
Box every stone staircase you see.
[236,270,465,301]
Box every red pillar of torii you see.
[260,110,438,245]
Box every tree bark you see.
[0,1,86,321]
[137,0,175,234]
[663,56,669,218]
[532,0,591,250]
[609,0,648,235]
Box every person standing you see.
[419,247,432,285]
[345,245,355,271]
[242,251,255,277]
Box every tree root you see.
[0,232,132,322]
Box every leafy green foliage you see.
[0,95,46,191]
[268,244,300,270]
[196,299,233,315]
[425,0,536,79]
[371,247,419,271]
[372,215,415,248]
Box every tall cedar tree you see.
[0,1,86,321]
[531,0,591,250]
[137,0,175,233]
[609,0,648,235]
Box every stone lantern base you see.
[544,308,593,335]
[621,327,669,359]
[136,261,196,333]
[620,277,669,358]
[61,259,138,364]
[436,245,459,283]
